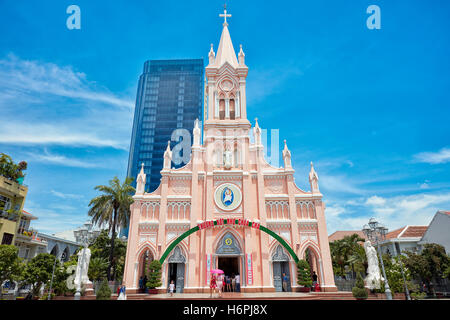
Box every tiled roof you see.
[386,226,428,239]
[329,231,367,242]
[22,210,37,220]
[386,227,404,239]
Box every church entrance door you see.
[168,263,185,293]
[167,246,186,293]
[272,245,292,292]
[273,261,291,292]
[218,257,239,277]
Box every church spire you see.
[136,162,146,194]
[282,140,292,169]
[309,161,320,193]
[214,5,239,68]
[163,141,172,169]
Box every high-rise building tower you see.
[127,59,204,191]
[123,59,204,237]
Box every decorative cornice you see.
[169,176,192,181]
[167,195,192,200]
[265,194,289,199]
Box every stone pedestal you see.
[84,282,95,296]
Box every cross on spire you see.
[219,4,231,26]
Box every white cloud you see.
[246,65,304,104]
[0,54,134,150]
[26,149,102,168]
[365,195,386,206]
[320,174,365,195]
[324,204,345,218]
[50,190,84,200]
[413,147,450,164]
[419,182,430,189]
[326,192,450,235]
[0,53,133,109]
[0,123,129,150]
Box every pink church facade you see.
[123,10,337,293]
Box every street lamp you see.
[362,218,393,300]
[73,221,99,300]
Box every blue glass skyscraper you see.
[122,59,204,237]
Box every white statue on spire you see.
[136,162,146,194]
[193,119,201,146]
[163,141,172,169]
[282,140,292,168]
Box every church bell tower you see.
[203,5,251,170]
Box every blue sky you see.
[0,0,449,235]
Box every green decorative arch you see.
[159,219,299,264]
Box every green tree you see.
[352,272,368,299]
[380,254,412,294]
[88,176,134,280]
[342,234,365,278]
[0,153,27,181]
[329,233,365,278]
[444,262,450,280]
[329,240,346,277]
[404,244,450,296]
[0,245,24,298]
[96,279,111,300]
[147,260,162,289]
[88,257,108,282]
[22,253,56,297]
[89,230,127,282]
[347,243,368,275]
[297,259,313,287]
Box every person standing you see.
[117,285,127,300]
[231,273,236,292]
[226,275,232,292]
[209,274,217,298]
[222,275,226,292]
[282,273,289,292]
[217,274,223,298]
[143,275,148,293]
[169,280,175,297]
[139,276,144,293]
[235,273,240,292]
[312,271,318,287]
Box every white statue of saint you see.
[223,149,233,169]
[364,240,384,289]
[74,247,92,290]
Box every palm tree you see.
[347,244,368,275]
[88,257,108,282]
[88,176,135,280]
[342,234,365,278]
[330,240,347,277]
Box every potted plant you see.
[146,260,162,294]
[297,260,313,292]
[352,273,368,300]
[96,279,111,300]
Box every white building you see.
[379,225,428,256]
[419,211,450,254]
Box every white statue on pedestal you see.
[74,247,92,290]
[364,240,384,289]
[223,149,233,169]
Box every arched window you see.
[229,99,235,120]
[219,99,225,120]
